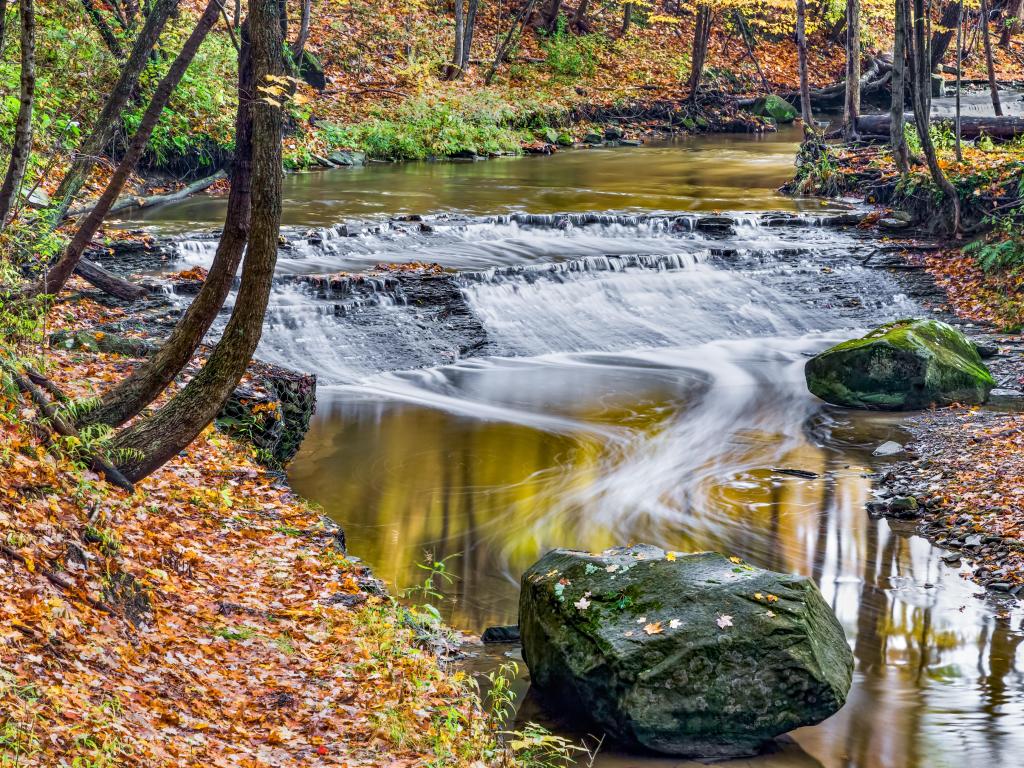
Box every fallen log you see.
[74,258,149,301]
[64,169,226,221]
[735,58,890,111]
[856,113,1024,139]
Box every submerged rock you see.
[520,545,853,758]
[748,94,798,124]
[805,319,995,410]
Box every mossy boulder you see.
[748,94,798,124]
[50,329,152,358]
[520,545,853,758]
[805,319,994,410]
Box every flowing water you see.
[136,130,1024,768]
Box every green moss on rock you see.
[805,319,994,410]
[519,545,853,758]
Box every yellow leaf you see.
[643,621,663,635]
[665,551,676,561]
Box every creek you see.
[131,127,1024,768]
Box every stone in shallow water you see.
[519,545,853,758]
[872,440,905,456]
[805,319,995,410]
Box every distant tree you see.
[687,3,712,102]
[79,0,125,58]
[110,0,285,482]
[0,0,35,234]
[51,0,181,223]
[890,0,910,173]
[796,0,813,126]
[843,0,861,140]
[980,0,1003,115]
[1000,0,1023,46]
[28,0,222,299]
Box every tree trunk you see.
[929,2,963,69]
[0,0,9,53]
[0,0,34,233]
[857,113,1024,138]
[51,0,180,223]
[891,0,910,172]
[980,0,1003,115]
[687,4,712,102]
[543,0,563,31]
[28,0,220,300]
[79,0,125,58]
[486,0,538,85]
[843,0,861,140]
[907,0,960,233]
[448,0,465,79]
[621,2,633,36]
[73,258,148,301]
[797,0,813,125]
[83,27,254,430]
[1000,0,1023,46]
[571,0,590,31]
[111,0,284,483]
[293,0,310,60]
[461,0,479,68]
[955,1,962,160]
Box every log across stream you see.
[130,133,1024,768]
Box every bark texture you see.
[687,4,712,102]
[0,0,35,233]
[111,0,284,482]
[797,0,813,125]
[980,0,1003,116]
[83,26,254,430]
[843,0,861,140]
[890,0,910,173]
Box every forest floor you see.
[0,287,502,766]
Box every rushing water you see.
[139,131,1024,768]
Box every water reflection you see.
[116,128,831,232]
[289,350,1024,768]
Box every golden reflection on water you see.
[290,389,1024,768]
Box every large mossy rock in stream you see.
[519,545,853,758]
[748,94,798,124]
[805,319,994,410]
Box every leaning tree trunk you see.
[79,0,125,57]
[1000,0,1023,46]
[111,0,284,483]
[797,0,813,126]
[28,0,220,300]
[485,0,538,85]
[293,0,310,60]
[0,0,35,234]
[891,0,910,172]
[907,0,960,233]
[52,0,180,223]
[82,27,254,431]
[843,0,861,140]
[687,4,712,102]
[980,0,1003,115]
[461,0,479,69]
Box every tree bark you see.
[687,4,712,102]
[955,1,963,160]
[891,0,910,172]
[0,0,9,53]
[844,0,861,140]
[461,0,479,68]
[0,0,34,233]
[486,0,538,85]
[73,258,149,301]
[52,0,180,223]
[571,0,590,31]
[449,0,465,79]
[907,0,960,233]
[621,2,633,36]
[980,0,1003,115]
[858,113,1024,138]
[83,28,254,430]
[929,2,963,69]
[1000,0,1023,46]
[111,0,284,483]
[28,0,220,300]
[79,0,125,58]
[797,0,813,126]
[542,0,563,31]
[293,0,310,60]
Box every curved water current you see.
[137,130,1024,768]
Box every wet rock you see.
[217,362,317,466]
[520,545,853,758]
[747,94,798,124]
[50,329,153,358]
[603,125,624,140]
[974,342,999,359]
[823,212,867,227]
[878,217,911,230]
[941,553,962,566]
[327,150,366,167]
[695,216,736,236]
[805,319,995,410]
[989,387,1024,405]
[582,131,603,144]
[889,496,920,518]
[481,625,521,643]
[872,440,905,457]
